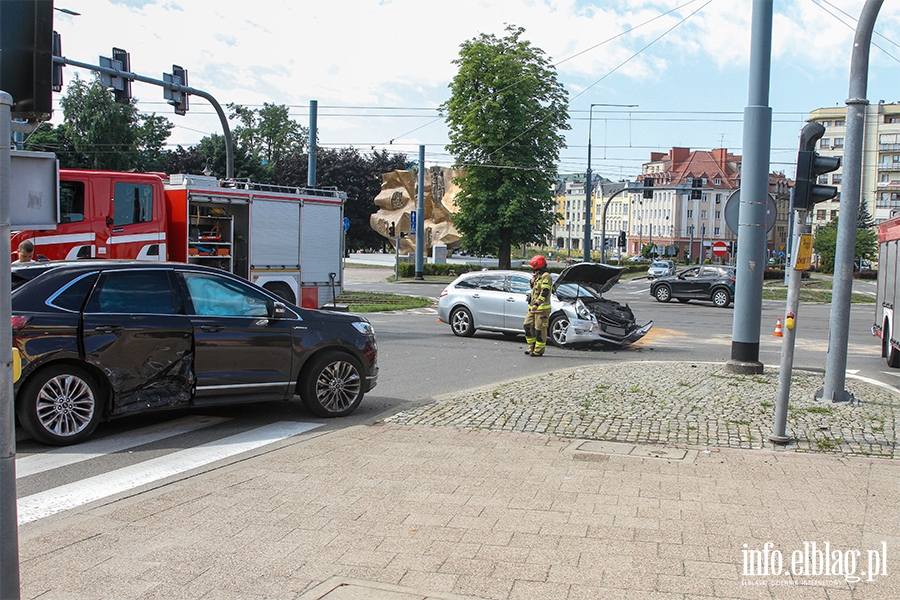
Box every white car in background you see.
[647,260,676,278]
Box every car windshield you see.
[651,262,669,268]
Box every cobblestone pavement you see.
[383,361,899,459]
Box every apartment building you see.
[631,148,790,262]
[551,174,629,256]
[808,102,900,226]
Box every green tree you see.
[50,73,173,171]
[442,25,569,269]
[228,102,308,177]
[813,217,877,273]
[274,148,413,252]
[163,134,267,181]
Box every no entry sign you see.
[712,241,729,257]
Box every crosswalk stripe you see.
[16,415,231,479]
[17,420,321,525]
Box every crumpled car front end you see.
[553,263,653,347]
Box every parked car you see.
[437,264,652,347]
[11,260,378,445]
[647,260,675,279]
[627,255,650,263]
[649,265,736,308]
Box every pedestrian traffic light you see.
[618,231,626,248]
[793,122,841,211]
[643,177,654,199]
[389,221,396,237]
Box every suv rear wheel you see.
[712,288,731,308]
[654,285,672,303]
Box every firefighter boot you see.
[524,322,535,355]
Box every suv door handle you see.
[93,325,123,333]
[200,324,225,332]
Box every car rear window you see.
[49,273,99,312]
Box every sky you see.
[47,0,900,182]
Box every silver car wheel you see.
[654,285,672,303]
[450,307,475,337]
[36,373,97,437]
[549,315,569,346]
[712,288,731,308]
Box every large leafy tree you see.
[442,25,569,269]
[29,73,174,171]
[229,102,308,178]
[274,147,412,251]
[163,134,267,181]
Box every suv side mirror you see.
[273,301,286,319]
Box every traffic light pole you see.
[818,0,883,403]
[51,55,235,179]
[0,91,21,600]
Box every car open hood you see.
[554,263,624,296]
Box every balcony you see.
[877,163,900,172]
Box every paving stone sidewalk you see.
[383,361,899,458]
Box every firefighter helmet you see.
[529,255,547,270]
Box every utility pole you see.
[727,0,773,375]
[818,0,883,403]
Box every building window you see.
[819,139,830,149]
[702,194,708,202]
[822,121,831,127]
[816,209,826,220]
[686,209,693,219]
[715,194,722,204]
[701,210,707,219]
[714,227,721,236]
[888,117,900,124]
[831,210,839,219]
[833,138,844,148]
[832,174,842,184]
[818,175,829,184]
[834,119,845,127]
[715,210,721,220]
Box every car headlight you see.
[575,299,591,320]
[352,321,375,336]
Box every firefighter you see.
[524,255,552,356]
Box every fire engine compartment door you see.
[301,202,342,286]
[250,199,300,268]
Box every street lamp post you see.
[585,103,636,262]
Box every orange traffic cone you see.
[773,318,783,337]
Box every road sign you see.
[410,211,417,235]
[342,217,350,231]
[712,241,729,257]
[723,190,777,234]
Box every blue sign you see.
[342,217,350,231]
[410,211,417,235]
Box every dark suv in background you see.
[649,265,736,308]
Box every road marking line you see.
[16,415,231,479]
[17,421,321,525]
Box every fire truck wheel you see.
[886,324,900,368]
[17,364,104,446]
[300,351,365,417]
[263,282,296,305]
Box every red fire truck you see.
[11,170,346,308]
[874,215,900,366]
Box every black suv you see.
[649,265,736,308]
[12,261,378,445]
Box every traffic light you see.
[618,231,626,248]
[643,177,654,199]
[0,0,54,120]
[691,178,702,200]
[389,221,396,238]
[112,48,131,104]
[793,122,841,211]
[100,47,132,104]
[163,65,189,115]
